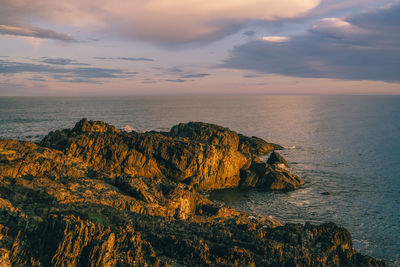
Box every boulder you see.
[240,158,304,191]
[238,134,283,155]
[267,151,289,168]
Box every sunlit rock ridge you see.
[0,119,386,266]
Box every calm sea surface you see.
[1,95,399,264]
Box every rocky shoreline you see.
[0,119,386,266]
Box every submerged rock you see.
[0,120,387,266]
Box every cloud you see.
[309,0,386,17]
[222,3,400,82]
[95,57,154,62]
[0,81,26,95]
[27,75,47,82]
[40,57,89,66]
[142,79,158,84]
[260,36,291,42]
[0,0,320,44]
[168,67,184,73]
[165,79,186,83]
[243,30,256,37]
[243,74,262,78]
[181,73,210,78]
[0,24,76,42]
[0,59,135,83]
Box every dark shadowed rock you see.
[267,151,289,167]
[240,158,304,191]
[238,134,283,155]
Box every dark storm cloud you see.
[0,59,135,83]
[222,3,400,82]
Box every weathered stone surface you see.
[0,172,385,266]
[0,120,386,266]
[0,139,87,179]
[39,119,299,191]
[168,122,239,152]
[238,134,283,155]
[267,151,289,167]
[240,158,304,191]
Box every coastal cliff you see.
[0,119,386,266]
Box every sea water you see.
[1,95,399,265]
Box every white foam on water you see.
[121,125,136,132]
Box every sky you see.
[1,0,400,96]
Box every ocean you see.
[1,95,399,265]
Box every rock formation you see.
[39,118,302,191]
[0,119,386,266]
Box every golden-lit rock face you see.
[0,119,386,266]
[39,118,297,191]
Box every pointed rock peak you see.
[267,151,288,167]
[73,118,120,133]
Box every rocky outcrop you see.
[238,134,283,155]
[39,119,299,191]
[240,158,304,191]
[267,151,289,167]
[0,152,385,266]
[0,139,87,179]
[0,120,387,266]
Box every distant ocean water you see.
[1,95,399,265]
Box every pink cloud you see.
[0,0,320,44]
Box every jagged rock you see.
[267,151,289,168]
[238,134,283,155]
[0,139,87,179]
[240,158,304,191]
[39,119,300,191]
[73,117,120,133]
[0,188,386,266]
[0,127,386,266]
[168,122,239,152]
[114,175,208,220]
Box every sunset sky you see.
[1,0,400,95]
